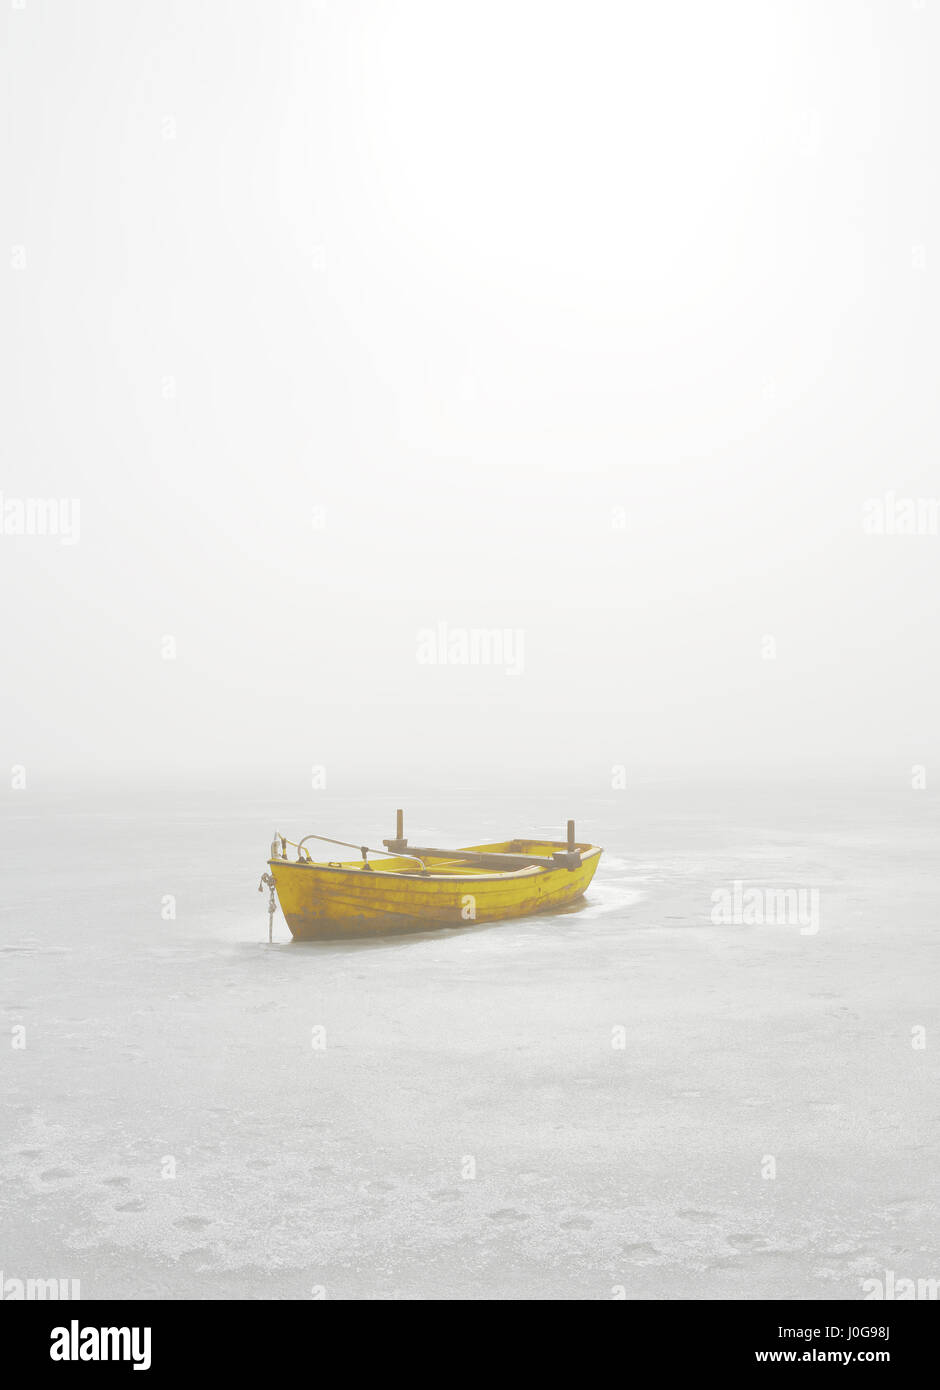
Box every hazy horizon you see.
[3,0,938,784]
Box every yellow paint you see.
[269,839,603,940]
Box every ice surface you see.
[1,782,938,1299]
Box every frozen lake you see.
[1,779,938,1299]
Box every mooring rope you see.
[257,872,277,942]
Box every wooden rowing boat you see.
[261,811,602,940]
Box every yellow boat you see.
[260,811,602,940]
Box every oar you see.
[405,846,559,870]
[381,811,583,872]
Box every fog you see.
[3,0,937,786]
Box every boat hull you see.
[269,840,602,940]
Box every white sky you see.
[2,1,938,784]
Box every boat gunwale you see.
[268,845,603,885]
